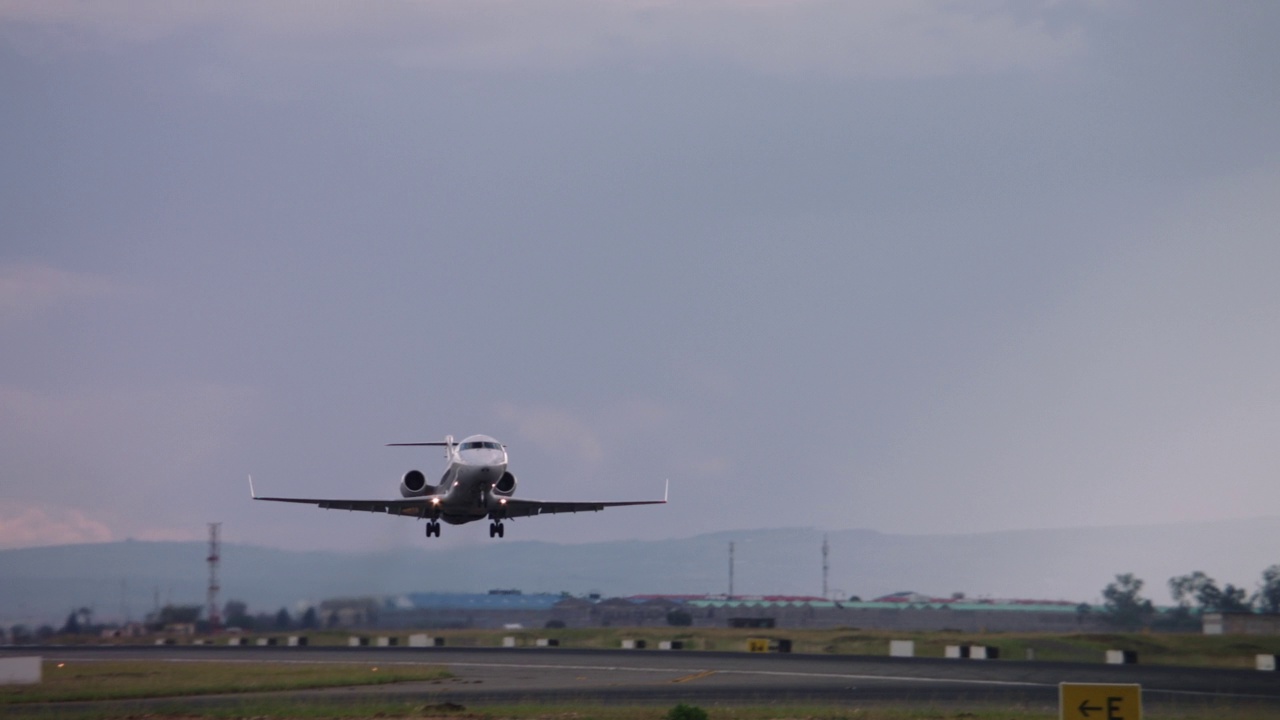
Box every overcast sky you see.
[2,1,1279,555]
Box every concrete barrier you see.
[287,636,308,647]
[1106,650,1138,665]
[502,636,518,648]
[889,640,914,658]
[256,637,278,646]
[659,640,684,650]
[1257,654,1278,671]
[0,657,41,685]
[535,638,560,647]
[375,637,399,647]
[622,639,647,649]
[348,636,370,647]
[227,637,244,646]
[408,634,444,647]
[154,638,176,645]
[945,645,997,659]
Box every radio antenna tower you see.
[207,522,222,632]
[822,533,830,599]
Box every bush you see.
[666,704,708,720]
[666,610,693,627]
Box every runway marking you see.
[671,669,717,683]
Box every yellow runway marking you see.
[671,669,716,683]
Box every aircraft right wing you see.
[249,476,430,517]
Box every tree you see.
[1255,564,1280,614]
[300,607,319,630]
[275,607,293,630]
[1169,571,1215,609]
[152,604,202,627]
[224,600,253,630]
[1102,573,1155,630]
[1216,584,1252,613]
[1169,572,1252,613]
[60,611,82,635]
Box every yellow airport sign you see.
[1060,683,1141,720]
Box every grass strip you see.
[0,659,451,705]
[5,699,1280,720]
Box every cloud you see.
[0,264,126,324]
[0,500,113,549]
[1,0,1091,79]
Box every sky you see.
[2,1,1279,556]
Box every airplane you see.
[250,433,667,538]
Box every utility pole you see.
[728,541,735,599]
[207,522,222,633]
[822,533,830,600]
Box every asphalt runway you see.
[12,645,1280,713]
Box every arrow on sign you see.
[1078,700,1103,717]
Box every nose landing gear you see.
[488,521,505,538]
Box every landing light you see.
[500,498,507,505]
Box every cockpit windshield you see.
[460,441,502,451]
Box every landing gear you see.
[488,521,505,538]
[424,521,441,537]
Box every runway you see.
[13,645,1280,712]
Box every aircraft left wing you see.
[497,497,666,519]
[496,479,668,518]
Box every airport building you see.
[366,590,1112,632]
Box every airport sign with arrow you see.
[1060,683,1141,720]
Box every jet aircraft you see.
[251,434,666,538]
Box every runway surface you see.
[11,645,1280,712]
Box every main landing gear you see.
[424,521,441,537]
[489,521,505,538]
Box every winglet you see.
[664,478,669,503]
[248,474,257,499]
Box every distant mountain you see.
[4,517,1278,627]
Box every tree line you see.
[1100,564,1280,630]
[2,598,320,642]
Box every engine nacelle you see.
[493,471,517,497]
[400,469,434,498]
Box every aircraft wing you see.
[249,477,428,517]
[498,497,666,519]
[252,494,429,517]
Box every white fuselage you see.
[433,434,510,525]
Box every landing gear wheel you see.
[489,521,505,538]
[425,521,440,537]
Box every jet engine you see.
[493,471,517,496]
[400,469,434,498]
